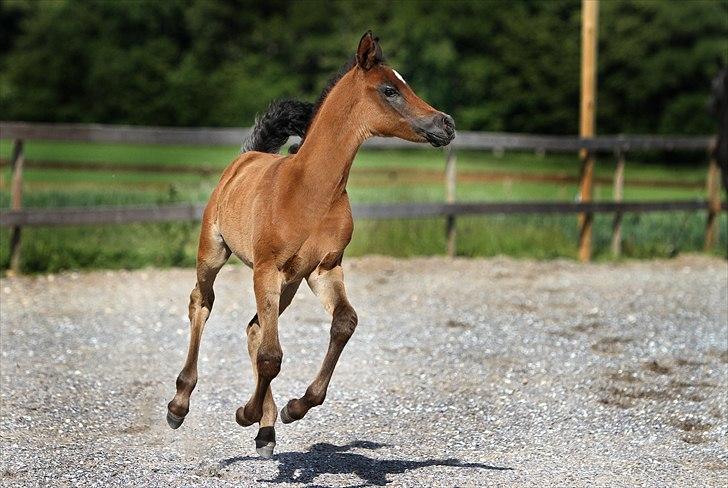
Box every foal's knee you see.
[256,350,282,379]
[331,303,358,344]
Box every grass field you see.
[0,138,725,273]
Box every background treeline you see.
[0,0,726,134]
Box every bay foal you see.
[167,31,455,458]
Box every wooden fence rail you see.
[1,200,725,228]
[0,121,714,152]
[0,200,728,227]
[0,121,723,272]
[0,158,710,190]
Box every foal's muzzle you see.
[415,112,456,147]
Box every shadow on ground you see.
[220,440,511,486]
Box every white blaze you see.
[392,69,407,84]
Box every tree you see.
[0,0,725,134]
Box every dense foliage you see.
[0,0,725,134]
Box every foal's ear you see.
[356,30,383,70]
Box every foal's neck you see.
[292,71,369,200]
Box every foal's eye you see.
[382,86,398,98]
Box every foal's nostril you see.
[419,112,456,146]
[442,113,455,130]
[435,113,455,134]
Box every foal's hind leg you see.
[167,228,230,429]
[241,279,301,458]
[280,263,357,423]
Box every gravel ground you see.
[1,256,727,487]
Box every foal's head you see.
[349,31,455,147]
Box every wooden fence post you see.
[445,145,457,257]
[611,149,625,257]
[578,0,599,262]
[9,139,25,274]
[578,155,595,261]
[705,156,721,250]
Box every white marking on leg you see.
[392,69,407,84]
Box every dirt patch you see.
[194,464,225,479]
[642,360,672,375]
[591,337,632,355]
[572,321,605,334]
[670,417,713,433]
[669,379,717,389]
[707,349,728,363]
[445,319,472,329]
[681,433,708,444]
[601,384,676,404]
[599,355,719,412]
[607,370,640,383]
[598,394,636,409]
[120,425,151,435]
[548,329,576,338]
[674,358,708,367]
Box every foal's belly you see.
[219,212,342,282]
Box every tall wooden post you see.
[578,0,599,262]
[705,156,721,251]
[9,139,25,274]
[445,145,457,257]
[611,150,625,257]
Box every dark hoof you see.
[280,405,295,424]
[255,426,276,459]
[166,411,184,429]
[235,406,255,427]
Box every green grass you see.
[1,138,710,181]
[0,222,199,272]
[0,139,724,273]
[0,139,239,167]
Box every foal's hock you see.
[166,31,455,459]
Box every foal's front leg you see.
[240,279,301,458]
[280,263,358,423]
[236,264,283,428]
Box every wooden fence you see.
[0,121,724,273]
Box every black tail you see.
[241,99,315,154]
